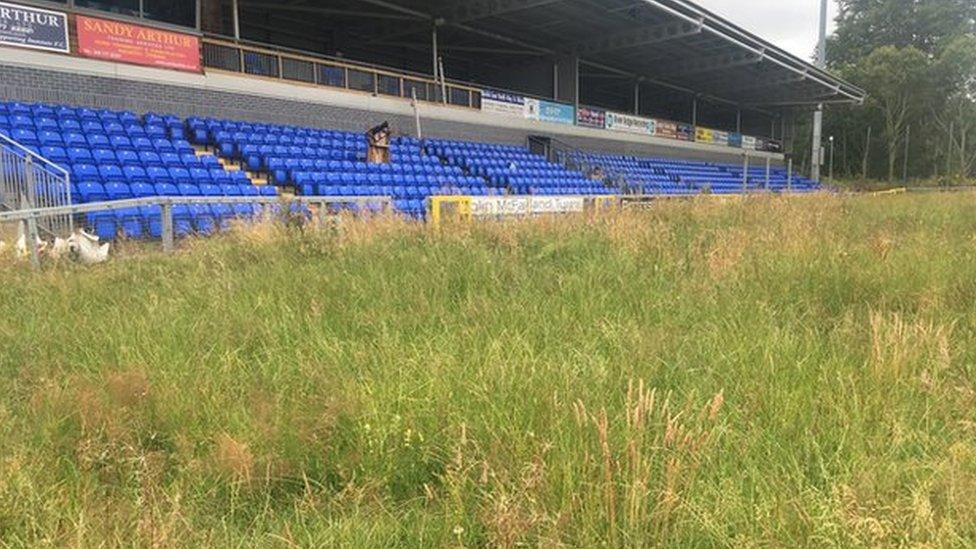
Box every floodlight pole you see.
[810,0,828,182]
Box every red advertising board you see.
[76,15,200,72]
[654,120,677,139]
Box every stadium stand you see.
[563,152,822,195]
[0,100,819,239]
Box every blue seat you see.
[130,182,155,198]
[41,146,68,164]
[191,204,216,234]
[154,182,179,196]
[115,208,143,238]
[98,165,125,183]
[140,205,163,238]
[87,211,116,240]
[105,182,132,200]
[92,149,117,165]
[77,182,106,203]
[72,163,100,183]
[123,166,149,183]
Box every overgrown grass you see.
[2,194,976,547]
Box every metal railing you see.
[202,38,483,110]
[0,195,393,269]
[545,137,633,194]
[0,132,73,237]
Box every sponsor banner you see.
[577,106,606,129]
[712,130,729,146]
[676,123,695,141]
[753,137,765,151]
[469,196,585,217]
[695,127,714,143]
[606,111,654,135]
[655,120,678,139]
[742,135,757,149]
[481,89,525,118]
[727,133,743,148]
[764,139,783,153]
[0,1,69,53]
[531,196,585,214]
[77,15,200,72]
[538,100,575,125]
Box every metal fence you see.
[0,132,73,237]
[202,38,482,110]
[0,195,394,268]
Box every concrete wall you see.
[0,46,784,166]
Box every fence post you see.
[787,158,793,192]
[24,156,35,209]
[742,153,749,191]
[161,202,174,252]
[765,157,771,189]
[26,216,40,269]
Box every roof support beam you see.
[664,50,764,77]
[446,0,566,23]
[573,19,703,55]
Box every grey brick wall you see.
[0,63,777,165]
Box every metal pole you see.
[736,109,742,133]
[691,96,698,126]
[862,126,872,180]
[161,202,174,252]
[232,0,240,40]
[787,158,793,191]
[764,156,771,189]
[439,57,447,104]
[431,25,439,80]
[633,81,640,115]
[742,153,749,191]
[829,136,835,183]
[412,88,423,139]
[810,0,828,182]
[26,216,40,269]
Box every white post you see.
[412,88,423,139]
[765,157,771,188]
[438,57,447,104]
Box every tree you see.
[851,46,931,181]
[829,0,976,67]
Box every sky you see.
[691,0,839,61]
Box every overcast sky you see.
[691,0,838,61]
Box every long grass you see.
[2,194,976,546]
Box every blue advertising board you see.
[538,100,575,125]
[727,133,743,148]
[0,1,69,53]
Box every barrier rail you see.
[202,38,482,110]
[0,195,393,268]
[0,132,73,237]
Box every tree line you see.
[794,0,976,183]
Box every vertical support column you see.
[431,25,439,80]
[692,96,698,126]
[161,202,174,252]
[232,0,241,39]
[764,157,771,189]
[736,109,742,133]
[555,54,579,110]
[633,81,640,115]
